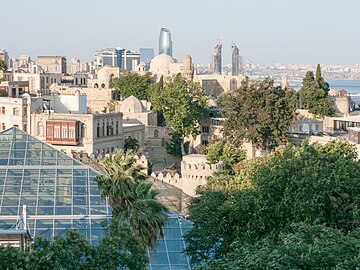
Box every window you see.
[1,107,5,114]
[96,123,100,138]
[201,126,209,133]
[13,108,20,115]
[115,121,119,135]
[1,123,5,130]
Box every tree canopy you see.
[185,140,360,268]
[111,72,153,100]
[0,224,148,270]
[150,74,208,154]
[96,150,168,249]
[299,65,334,116]
[220,78,297,151]
[197,224,360,270]
[206,140,246,174]
[0,59,7,71]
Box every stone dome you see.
[149,53,175,75]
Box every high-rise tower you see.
[159,28,173,56]
[212,42,222,75]
[231,43,240,76]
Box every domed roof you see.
[149,53,175,74]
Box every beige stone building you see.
[12,71,62,95]
[88,66,120,89]
[120,96,157,126]
[36,56,67,74]
[194,73,246,98]
[0,94,31,132]
[149,54,194,81]
[30,112,124,155]
[151,154,222,197]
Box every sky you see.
[2,0,360,65]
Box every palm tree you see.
[96,149,168,250]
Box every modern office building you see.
[93,48,139,71]
[231,43,240,76]
[212,43,222,75]
[0,127,192,269]
[159,28,173,56]
[93,48,124,69]
[122,50,140,71]
[140,48,155,70]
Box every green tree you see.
[185,140,360,265]
[0,59,7,71]
[165,132,189,157]
[299,69,334,116]
[220,78,297,151]
[0,245,27,269]
[29,230,95,270]
[96,150,168,249]
[316,63,330,93]
[150,74,208,155]
[27,227,147,270]
[206,140,246,174]
[197,224,360,270]
[96,220,148,270]
[124,137,140,151]
[111,72,153,100]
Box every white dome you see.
[149,53,175,75]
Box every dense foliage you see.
[198,224,360,270]
[185,140,360,268]
[0,59,7,71]
[0,223,148,270]
[299,65,335,116]
[111,72,153,100]
[96,150,168,249]
[124,137,140,151]
[220,78,297,151]
[165,132,189,157]
[150,74,208,154]
[206,140,246,174]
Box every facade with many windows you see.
[31,112,124,155]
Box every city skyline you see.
[2,0,360,65]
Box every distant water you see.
[290,80,360,105]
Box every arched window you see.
[81,123,86,138]
[230,78,237,91]
[115,121,119,135]
[37,122,44,136]
[94,83,99,88]
[97,123,100,137]
[13,108,20,115]
[154,129,159,138]
[101,83,106,88]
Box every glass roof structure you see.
[0,127,111,244]
[0,127,192,269]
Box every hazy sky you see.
[2,0,360,65]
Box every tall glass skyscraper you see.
[213,43,222,75]
[231,43,240,76]
[159,28,173,56]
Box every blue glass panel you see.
[36,207,54,215]
[150,252,170,265]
